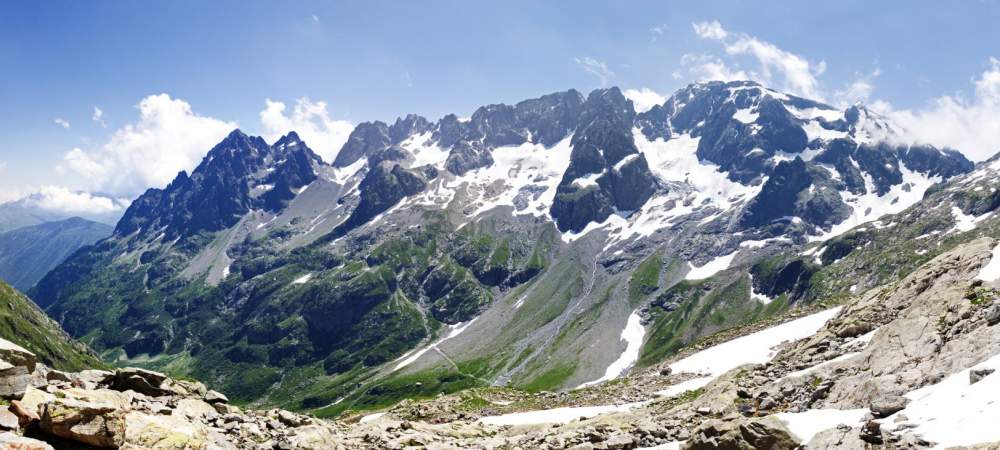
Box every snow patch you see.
[685,250,738,280]
[292,273,313,284]
[358,412,385,424]
[655,308,842,398]
[775,408,868,443]
[881,352,1000,448]
[331,158,367,184]
[949,206,991,233]
[479,402,643,426]
[576,309,646,388]
[975,243,1000,282]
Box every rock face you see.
[550,88,659,232]
[331,161,435,237]
[112,129,321,242]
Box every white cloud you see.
[833,68,881,107]
[259,98,354,163]
[25,185,129,215]
[92,106,106,127]
[575,56,615,87]
[692,20,728,40]
[675,53,749,83]
[54,118,70,129]
[876,58,1000,161]
[59,93,236,197]
[623,88,666,113]
[311,14,320,22]
[690,21,825,100]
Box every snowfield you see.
[656,307,842,397]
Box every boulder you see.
[123,411,213,449]
[280,425,341,450]
[0,363,32,399]
[112,368,169,396]
[869,394,907,418]
[971,368,996,384]
[39,388,130,448]
[0,409,19,430]
[0,432,54,450]
[45,370,72,383]
[0,339,36,372]
[74,369,114,390]
[684,416,799,450]
[173,398,217,420]
[204,390,229,404]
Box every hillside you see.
[0,217,112,291]
[0,279,100,371]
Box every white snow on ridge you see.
[400,132,450,168]
[811,165,940,242]
[576,309,646,388]
[451,136,574,219]
[331,158,367,184]
[634,131,761,213]
[292,273,313,284]
[685,250,738,280]
[655,307,842,398]
[976,243,1000,282]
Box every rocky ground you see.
[5,237,1000,449]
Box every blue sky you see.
[3,0,1000,213]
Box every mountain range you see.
[0,217,112,292]
[27,80,979,420]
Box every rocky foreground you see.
[0,341,343,449]
[4,237,1000,449]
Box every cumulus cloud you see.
[674,53,750,83]
[692,20,728,40]
[575,56,615,87]
[59,93,236,197]
[54,118,70,129]
[259,98,354,163]
[26,185,130,215]
[690,21,826,100]
[876,58,1000,161]
[623,88,667,113]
